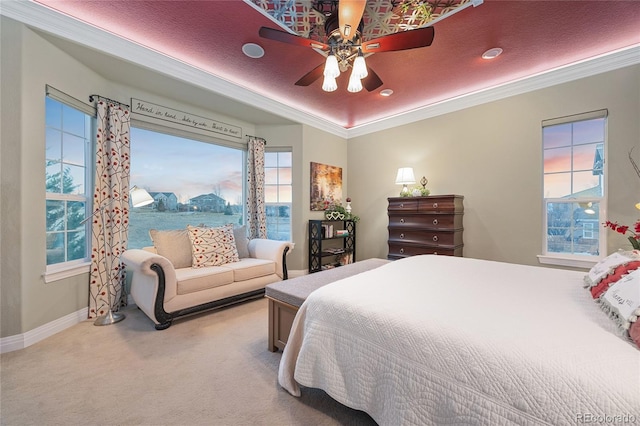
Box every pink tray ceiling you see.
[31,0,640,129]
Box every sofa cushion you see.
[187,224,240,267]
[233,225,250,259]
[149,229,192,269]
[222,258,276,282]
[175,266,235,295]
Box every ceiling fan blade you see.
[295,63,325,87]
[259,27,328,50]
[338,0,367,42]
[361,26,435,53]
[362,67,383,92]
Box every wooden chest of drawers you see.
[387,195,464,260]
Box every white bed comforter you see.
[279,255,640,425]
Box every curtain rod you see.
[89,94,130,109]
[246,135,267,145]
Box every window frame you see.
[127,121,248,250]
[44,86,96,282]
[264,148,293,241]
[538,109,608,269]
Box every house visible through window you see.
[542,110,607,259]
[265,151,292,241]
[45,96,93,269]
[128,127,244,249]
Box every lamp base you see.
[93,310,126,326]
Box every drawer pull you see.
[433,202,438,208]
[399,248,404,254]
[432,235,439,242]
[433,251,438,255]
[432,219,438,225]
[400,233,405,239]
[400,218,405,223]
[399,203,404,208]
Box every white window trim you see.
[264,148,293,241]
[537,254,597,269]
[540,109,608,267]
[45,87,95,278]
[44,260,91,283]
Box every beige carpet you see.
[0,298,376,425]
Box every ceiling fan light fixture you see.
[323,50,340,78]
[352,49,368,79]
[322,75,338,92]
[347,72,363,93]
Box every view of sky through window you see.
[130,127,243,205]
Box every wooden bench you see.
[265,258,390,352]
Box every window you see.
[45,96,93,270]
[541,110,607,263]
[128,127,244,249]
[265,150,292,241]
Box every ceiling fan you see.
[258,0,435,93]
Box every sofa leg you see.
[155,320,172,330]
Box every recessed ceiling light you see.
[242,43,264,59]
[380,89,394,97]
[482,47,503,60]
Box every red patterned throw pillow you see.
[584,251,640,299]
[599,269,640,349]
[187,224,240,268]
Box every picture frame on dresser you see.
[387,195,464,259]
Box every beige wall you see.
[255,124,349,271]
[2,18,108,337]
[2,15,638,339]
[349,65,640,266]
[0,18,346,337]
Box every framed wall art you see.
[310,162,342,211]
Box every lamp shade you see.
[322,75,338,92]
[352,49,368,79]
[130,186,154,207]
[395,167,416,185]
[347,71,363,93]
[323,52,340,78]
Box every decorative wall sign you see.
[310,162,342,211]
[131,98,242,139]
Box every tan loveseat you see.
[121,226,294,329]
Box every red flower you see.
[604,219,640,250]
[617,225,629,234]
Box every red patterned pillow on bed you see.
[584,251,640,299]
[599,269,640,349]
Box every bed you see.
[279,255,640,425]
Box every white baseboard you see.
[0,307,89,354]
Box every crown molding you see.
[1,0,349,138]
[346,44,640,138]
[2,1,637,140]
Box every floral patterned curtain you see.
[88,99,131,319]
[247,136,267,239]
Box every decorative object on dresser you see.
[387,195,464,259]
[309,219,356,273]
